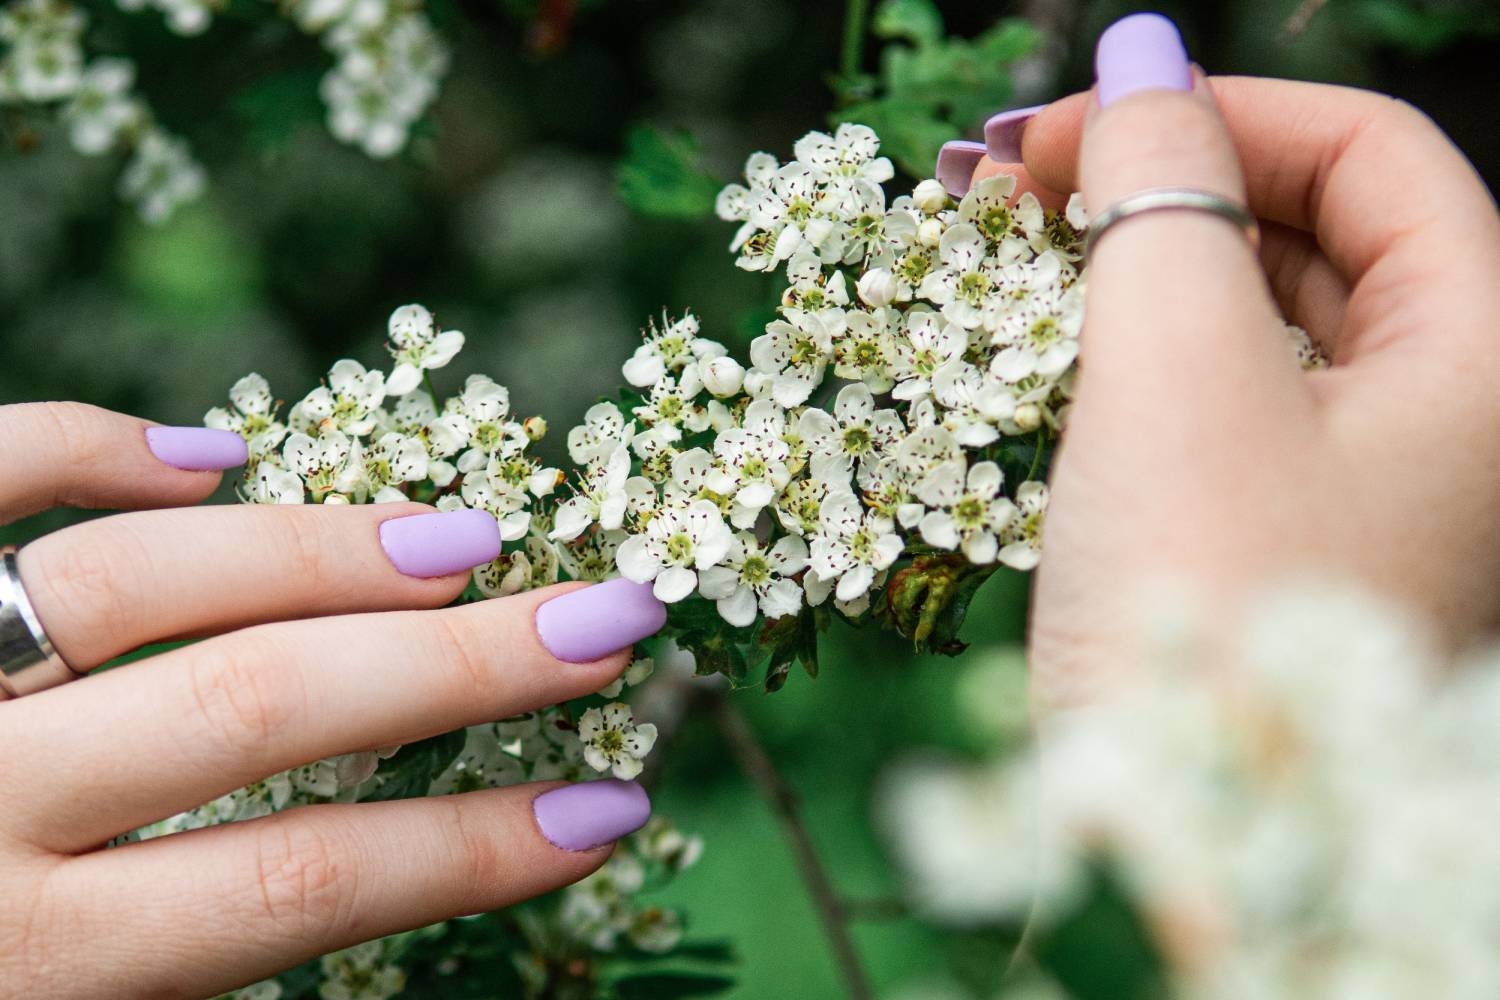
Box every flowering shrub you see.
[164,122,1322,997]
[0,0,446,222]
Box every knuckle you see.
[186,632,302,762]
[431,611,495,709]
[247,818,358,934]
[274,509,349,603]
[26,523,147,658]
[35,402,114,487]
[445,796,502,905]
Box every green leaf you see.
[616,125,722,220]
[613,972,737,1000]
[359,729,467,802]
[1031,861,1169,1000]
[872,0,945,47]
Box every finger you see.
[935,140,1069,207]
[1071,15,1306,418]
[1021,76,1500,311]
[39,780,649,999]
[15,503,498,670]
[3,579,663,851]
[0,403,245,525]
[1258,222,1350,356]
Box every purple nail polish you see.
[1095,13,1192,108]
[378,508,501,578]
[534,779,651,851]
[535,578,667,663]
[145,426,248,471]
[935,140,988,198]
[983,104,1046,162]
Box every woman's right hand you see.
[0,402,666,998]
[950,14,1500,701]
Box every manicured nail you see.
[378,508,501,578]
[1095,13,1192,108]
[935,140,988,197]
[145,426,247,471]
[983,104,1046,162]
[535,578,667,663]
[534,778,652,851]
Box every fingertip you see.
[532,779,652,852]
[936,140,989,197]
[1018,92,1091,195]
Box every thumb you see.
[1074,14,1303,430]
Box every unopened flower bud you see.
[524,415,548,441]
[911,178,947,213]
[856,268,897,307]
[701,356,746,398]
[917,218,944,248]
[1013,403,1042,433]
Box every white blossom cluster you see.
[881,581,1500,999]
[546,125,1079,634]
[0,0,205,222]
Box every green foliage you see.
[833,0,1041,178]
[357,729,467,802]
[616,125,723,221]
[1342,0,1500,54]
[1030,861,1169,1000]
[611,972,736,999]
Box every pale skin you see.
[4,75,1500,998]
[0,403,634,999]
[966,74,1500,705]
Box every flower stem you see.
[839,0,871,89]
[1026,427,1047,482]
[711,692,875,1000]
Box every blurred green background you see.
[3,0,1497,996]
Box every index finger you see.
[1018,76,1500,287]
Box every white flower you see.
[291,358,387,436]
[337,431,427,502]
[386,304,464,395]
[890,310,967,400]
[858,456,925,529]
[429,725,524,794]
[711,401,792,528]
[556,527,627,583]
[551,444,639,543]
[794,123,893,185]
[319,941,405,1000]
[598,652,655,699]
[807,490,904,603]
[441,373,526,472]
[205,373,286,459]
[577,702,658,781]
[0,0,84,102]
[698,532,809,627]
[1016,190,1089,262]
[780,251,849,313]
[750,307,841,407]
[855,267,898,307]
[118,129,205,224]
[567,401,633,465]
[616,498,733,603]
[916,461,1015,564]
[931,361,1016,447]
[474,535,559,598]
[999,481,1047,570]
[917,223,1001,330]
[956,174,1028,254]
[799,382,903,482]
[244,461,305,505]
[990,284,1083,382]
[700,355,746,398]
[621,312,717,388]
[910,178,948,214]
[833,307,897,392]
[282,430,353,501]
[632,367,705,440]
[62,58,139,155]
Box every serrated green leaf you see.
[616,125,722,220]
[359,729,467,802]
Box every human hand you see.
[0,404,666,998]
[940,14,1500,702]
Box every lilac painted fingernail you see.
[534,779,652,851]
[535,578,667,663]
[1095,13,1192,108]
[935,140,988,197]
[145,426,248,471]
[378,509,501,578]
[983,104,1046,162]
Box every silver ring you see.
[0,545,80,699]
[1086,187,1259,257]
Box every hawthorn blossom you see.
[292,359,386,436]
[890,310,967,400]
[750,307,842,407]
[386,304,463,395]
[338,431,428,502]
[698,532,809,627]
[999,481,1047,570]
[918,223,1002,330]
[807,490,904,603]
[205,373,286,459]
[577,702,658,781]
[793,123,893,186]
[622,312,719,388]
[282,430,353,501]
[616,499,733,603]
[62,58,139,154]
[568,402,633,466]
[917,461,1015,564]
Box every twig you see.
[711,692,875,1000]
[1282,0,1333,40]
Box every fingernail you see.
[378,508,501,578]
[1095,12,1192,108]
[534,779,652,851]
[935,140,988,197]
[535,578,667,663]
[983,104,1046,162]
[145,426,248,471]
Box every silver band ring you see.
[0,545,80,699]
[1086,187,1259,257]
